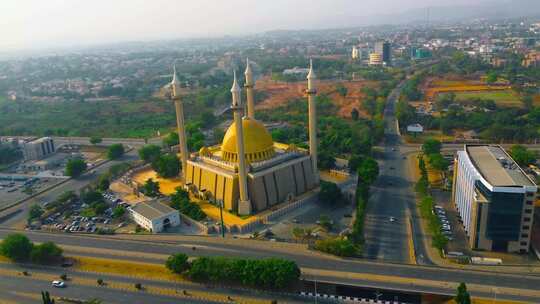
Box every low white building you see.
[129,200,180,233]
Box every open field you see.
[0,98,177,138]
[448,90,522,107]
[255,76,379,119]
[425,85,511,102]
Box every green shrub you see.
[0,233,33,262]
[30,242,63,264]
[165,253,189,274]
[314,238,358,257]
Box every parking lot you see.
[0,177,64,209]
[40,191,128,234]
[432,190,471,255]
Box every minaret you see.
[231,71,251,215]
[170,65,189,181]
[306,59,319,183]
[244,58,255,119]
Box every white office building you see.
[130,200,180,233]
[22,137,55,161]
[452,145,537,253]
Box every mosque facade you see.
[170,59,319,215]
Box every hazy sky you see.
[1,0,482,51]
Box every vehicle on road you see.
[52,280,66,288]
[389,216,396,222]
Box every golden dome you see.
[221,118,275,163]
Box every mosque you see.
[170,59,320,216]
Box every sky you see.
[0,0,488,51]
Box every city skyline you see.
[0,0,526,51]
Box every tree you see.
[90,201,108,215]
[165,253,189,274]
[351,108,359,121]
[509,145,536,167]
[521,95,534,110]
[428,153,450,171]
[169,188,206,221]
[0,233,33,262]
[97,175,110,192]
[422,138,442,155]
[319,181,343,204]
[151,153,180,178]
[28,204,44,224]
[348,154,363,173]
[107,144,125,160]
[112,206,126,218]
[65,158,87,177]
[30,242,63,264]
[81,190,104,205]
[318,215,333,231]
[455,282,471,304]
[357,157,379,185]
[89,136,102,145]
[142,178,160,197]
[41,291,55,304]
[435,92,455,110]
[138,145,161,163]
[486,71,498,84]
[163,132,179,148]
[336,84,348,97]
[318,149,335,170]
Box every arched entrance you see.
[163,218,171,231]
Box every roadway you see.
[2,229,540,302]
[363,82,413,263]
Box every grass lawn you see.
[450,90,521,107]
[73,256,179,281]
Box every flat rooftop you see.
[131,200,177,220]
[466,145,535,187]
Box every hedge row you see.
[185,256,300,290]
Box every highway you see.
[1,229,540,302]
[363,82,413,263]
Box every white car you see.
[52,280,66,288]
[389,216,396,222]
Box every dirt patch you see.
[255,76,379,119]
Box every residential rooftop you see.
[466,145,535,187]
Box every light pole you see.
[218,200,225,238]
[314,279,318,304]
[492,287,498,304]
